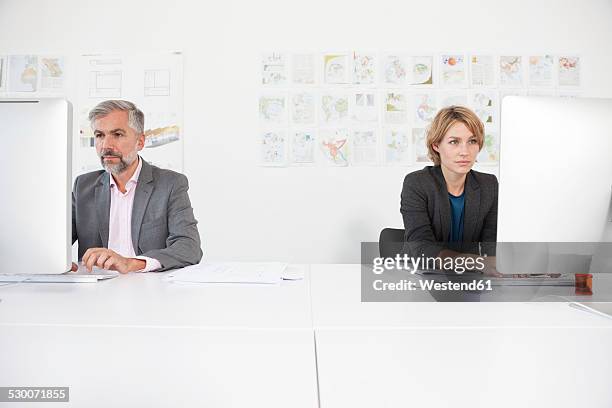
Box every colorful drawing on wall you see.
[352,52,376,84]
[291,130,316,164]
[384,128,411,165]
[319,128,349,166]
[262,52,287,85]
[499,56,523,87]
[261,130,287,166]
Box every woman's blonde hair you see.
[426,106,484,165]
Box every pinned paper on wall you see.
[351,91,378,122]
[290,92,316,125]
[76,52,184,174]
[477,130,500,164]
[319,128,349,166]
[528,55,554,87]
[440,54,467,88]
[291,53,316,85]
[384,91,408,124]
[413,92,437,127]
[256,50,583,167]
[0,56,7,92]
[40,56,65,92]
[262,52,287,86]
[558,56,580,87]
[351,129,378,165]
[469,90,498,126]
[438,90,468,109]
[323,53,349,84]
[409,56,433,86]
[413,128,430,163]
[8,55,38,92]
[320,92,349,125]
[259,94,287,124]
[261,130,287,166]
[291,130,316,164]
[470,55,495,87]
[352,52,376,85]
[382,54,408,86]
[384,128,412,165]
[499,55,523,87]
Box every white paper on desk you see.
[282,264,306,280]
[166,262,287,284]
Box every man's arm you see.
[140,174,203,271]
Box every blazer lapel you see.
[433,166,451,241]
[94,172,111,247]
[131,159,154,253]
[463,171,481,242]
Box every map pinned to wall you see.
[8,55,38,92]
[76,52,184,175]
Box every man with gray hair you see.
[72,100,202,273]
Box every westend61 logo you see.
[372,253,486,275]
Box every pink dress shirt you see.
[108,158,162,272]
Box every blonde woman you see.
[401,106,498,273]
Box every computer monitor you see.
[497,96,612,273]
[0,98,72,274]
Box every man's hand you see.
[81,248,146,274]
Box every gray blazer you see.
[72,158,203,271]
[400,165,498,258]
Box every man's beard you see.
[99,149,138,174]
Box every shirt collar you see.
[109,156,142,190]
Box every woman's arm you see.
[400,173,443,258]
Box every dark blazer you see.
[72,158,203,271]
[400,165,498,258]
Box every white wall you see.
[1,0,611,263]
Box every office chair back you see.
[379,228,405,259]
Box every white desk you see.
[3,265,612,408]
[0,271,318,408]
[310,264,612,408]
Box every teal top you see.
[448,192,465,242]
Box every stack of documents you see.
[165,262,291,284]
